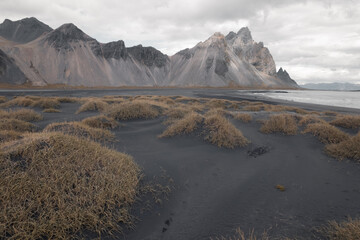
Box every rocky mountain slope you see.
[0,17,297,88]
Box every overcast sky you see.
[1,0,359,84]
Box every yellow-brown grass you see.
[159,112,203,138]
[0,132,140,239]
[233,113,252,123]
[206,99,227,109]
[205,108,229,117]
[43,121,114,141]
[320,217,360,240]
[323,110,338,116]
[107,101,159,120]
[163,106,191,120]
[0,96,34,107]
[32,98,61,109]
[0,118,35,132]
[303,123,349,144]
[260,114,297,135]
[82,115,119,129]
[56,96,79,103]
[203,113,249,148]
[0,96,6,103]
[0,130,23,143]
[325,132,360,161]
[243,104,264,112]
[76,99,109,113]
[297,115,327,126]
[6,108,43,122]
[212,228,269,240]
[43,108,61,113]
[330,115,360,129]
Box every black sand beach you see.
[1,88,360,239]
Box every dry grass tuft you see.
[32,98,61,109]
[243,104,264,112]
[0,118,36,132]
[76,99,109,114]
[0,130,23,143]
[303,123,349,144]
[204,113,249,148]
[205,108,229,117]
[206,99,227,109]
[0,96,34,107]
[43,108,61,113]
[325,132,360,161]
[323,111,338,116]
[233,113,252,123]
[43,121,114,141]
[163,106,191,120]
[56,97,79,103]
[275,184,286,191]
[82,115,119,129]
[159,112,203,138]
[260,114,298,135]
[330,115,360,129]
[107,101,159,120]
[319,217,360,240]
[7,108,43,122]
[213,228,269,240]
[0,96,7,103]
[297,115,327,126]
[0,132,140,239]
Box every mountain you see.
[0,17,52,43]
[0,17,298,88]
[301,82,360,91]
[0,49,28,84]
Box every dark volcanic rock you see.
[176,48,193,59]
[277,67,297,86]
[102,41,128,60]
[0,49,28,84]
[127,45,169,68]
[215,58,228,76]
[44,23,97,51]
[0,17,52,43]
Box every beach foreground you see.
[1,89,359,239]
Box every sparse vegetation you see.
[0,96,6,103]
[159,112,203,137]
[32,98,61,109]
[203,113,249,148]
[43,108,61,113]
[303,123,349,144]
[213,228,269,240]
[107,101,159,120]
[325,132,360,161]
[7,108,43,121]
[82,115,119,129]
[0,96,34,107]
[260,114,297,135]
[0,132,140,239]
[0,118,36,132]
[297,115,326,126]
[233,113,252,123]
[320,217,360,240]
[76,99,109,113]
[43,122,114,141]
[0,130,23,143]
[330,115,360,129]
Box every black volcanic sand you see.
[1,89,360,239]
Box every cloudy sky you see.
[1,0,359,84]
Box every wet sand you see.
[1,88,360,239]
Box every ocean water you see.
[245,90,360,110]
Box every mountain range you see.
[301,82,360,91]
[0,17,298,88]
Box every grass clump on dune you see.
[76,99,109,114]
[0,96,34,107]
[260,114,297,135]
[303,123,349,144]
[32,98,61,109]
[0,96,6,103]
[43,108,61,113]
[107,101,159,120]
[204,113,249,148]
[330,115,360,129]
[213,228,269,240]
[43,121,114,141]
[0,132,140,239]
[159,112,203,138]
[6,108,43,121]
[0,130,23,143]
[82,115,119,129]
[0,118,36,132]
[325,132,360,161]
[319,217,360,240]
[297,115,326,126]
[233,113,252,123]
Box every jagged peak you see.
[46,23,94,43]
[225,31,237,41]
[236,27,253,44]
